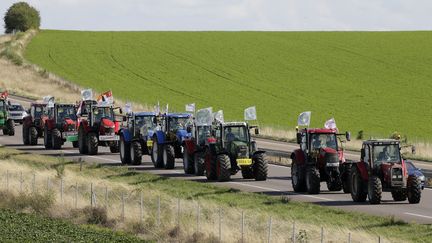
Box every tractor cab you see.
[159,113,192,143]
[52,104,77,128]
[30,103,48,121]
[130,112,157,139]
[215,122,254,157]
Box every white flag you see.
[165,104,169,114]
[124,102,132,114]
[81,89,93,101]
[324,118,337,129]
[154,101,160,114]
[185,103,195,112]
[244,106,257,121]
[214,110,224,123]
[297,111,311,126]
[42,96,54,104]
[196,107,213,126]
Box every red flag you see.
[97,90,113,104]
[0,90,8,99]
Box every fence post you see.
[267,216,272,243]
[121,192,125,221]
[6,170,9,191]
[75,182,78,209]
[47,177,50,191]
[90,183,93,207]
[157,195,161,226]
[177,198,180,228]
[348,232,351,243]
[140,191,143,223]
[219,208,222,242]
[241,211,245,243]
[196,203,200,234]
[378,236,381,243]
[19,171,23,193]
[60,178,64,204]
[104,186,108,208]
[320,227,324,243]
[292,221,296,243]
[32,173,35,193]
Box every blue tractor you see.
[119,112,157,165]
[151,113,192,169]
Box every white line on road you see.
[404,212,432,219]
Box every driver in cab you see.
[226,127,236,142]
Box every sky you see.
[1,0,431,32]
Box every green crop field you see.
[25,30,432,140]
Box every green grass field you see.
[25,30,432,140]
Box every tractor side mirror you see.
[412,145,416,155]
[346,131,351,141]
[254,128,259,135]
[360,148,365,158]
[122,116,127,122]
[119,108,123,114]
[296,133,302,144]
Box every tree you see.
[4,2,40,34]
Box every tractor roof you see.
[31,102,47,106]
[363,139,400,145]
[135,111,155,117]
[56,103,75,107]
[223,121,247,127]
[301,128,337,134]
[166,113,191,118]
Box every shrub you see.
[4,2,40,34]
[357,130,364,140]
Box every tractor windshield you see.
[373,144,401,164]
[135,116,155,132]
[224,126,248,143]
[56,106,77,122]
[310,133,337,150]
[197,125,212,145]
[32,106,46,119]
[168,117,188,132]
[93,106,113,122]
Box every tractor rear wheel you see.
[151,137,164,168]
[253,153,268,181]
[194,153,205,176]
[391,189,407,201]
[6,119,14,136]
[326,177,342,191]
[368,176,382,204]
[407,175,421,204]
[241,166,254,179]
[163,144,175,169]
[78,128,88,154]
[109,141,119,153]
[291,160,306,192]
[306,166,320,194]
[51,128,62,149]
[119,136,131,164]
[350,167,367,202]
[44,126,52,149]
[216,154,231,182]
[183,150,194,174]
[342,165,352,193]
[87,133,98,155]
[22,126,29,145]
[29,127,38,145]
[130,141,142,165]
[205,155,217,180]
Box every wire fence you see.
[0,169,385,243]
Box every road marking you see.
[404,212,432,220]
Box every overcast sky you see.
[1,0,431,32]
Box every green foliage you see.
[4,2,40,33]
[0,209,145,242]
[0,191,55,214]
[357,130,364,140]
[25,31,432,141]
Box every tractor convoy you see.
[0,89,421,205]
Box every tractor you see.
[119,112,156,165]
[43,103,78,149]
[76,100,122,155]
[183,120,214,176]
[0,98,14,136]
[151,113,192,169]
[203,121,268,182]
[349,139,421,204]
[22,103,49,145]
[291,128,351,194]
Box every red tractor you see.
[22,103,49,145]
[183,121,213,176]
[76,100,121,155]
[349,139,421,204]
[44,103,78,149]
[291,128,351,194]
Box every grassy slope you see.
[0,209,145,242]
[25,30,432,140]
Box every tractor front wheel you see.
[120,136,131,164]
[368,176,382,204]
[44,126,52,149]
[306,166,320,194]
[109,141,119,153]
[194,153,205,176]
[253,153,268,181]
[407,175,421,204]
[22,126,29,145]
[391,189,407,201]
[130,141,142,165]
[51,128,62,149]
[87,133,98,155]
[241,166,254,179]
[216,154,231,182]
[326,177,342,191]
[342,165,352,193]
[291,160,306,192]
[350,167,367,202]
[163,144,175,169]
[78,128,88,154]
[151,137,164,168]
[29,127,38,145]
[183,150,194,174]
[6,119,14,136]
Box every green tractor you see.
[0,98,15,136]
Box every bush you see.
[4,2,40,34]
[357,130,364,140]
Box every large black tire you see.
[72,141,79,148]
[216,154,231,182]
[391,189,407,201]
[183,150,194,174]
[407,175,421,204]
[29,127,38,145]
[253,153,268,181]
[163,144,175,169]
[78,127,88,154]
[326,177,342,191]
[241,166,254,179]
[22,126,29,145]
[205,154,217,180]
[291,160,307,192]
[368,176,382,204]
[87,133,98,155]
[350,167,367,202]
[6,119,14,136]
[342,165,352,193]
[151,137,163,168]
[109,141,120,153]
[44,126,52,149]
[51,128,62,149]
[194,153,205,176]
[306,166,320,194]
[130,141,143,165]
[119,136,131,164]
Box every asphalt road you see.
[3,97,432,224]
